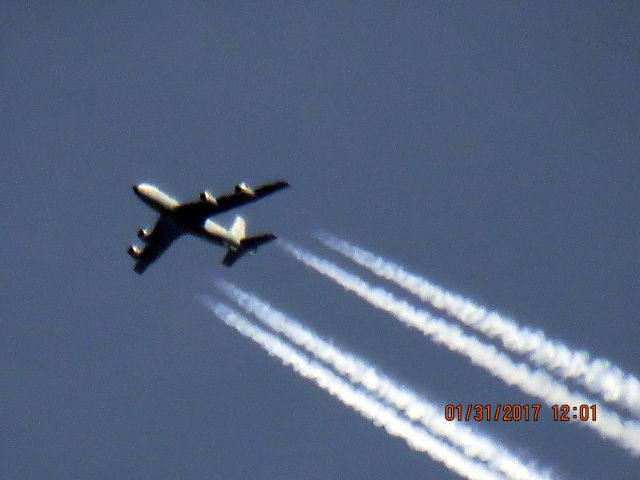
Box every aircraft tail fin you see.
[222,233,277,267]
[229,216,247,241]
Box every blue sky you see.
[2,2,639,479]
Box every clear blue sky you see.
[2,2,639,479]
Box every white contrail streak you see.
[280,242,640,456]
[217,281,555,480]
[318,233,640,416]
[206,302,503,480]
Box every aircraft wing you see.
[133,215,183,274]
[175,180,289,226]
[214,180,290,212]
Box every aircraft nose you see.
[132,184,140,194]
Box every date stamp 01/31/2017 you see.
[444,404,597,422]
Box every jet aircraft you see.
[128,180,289,273]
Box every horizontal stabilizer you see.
[240,233,277,251]
[222,233,277,267]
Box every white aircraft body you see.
[128,180,289,273]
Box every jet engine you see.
[200,191,218,204]
[235,182,255,195]
[137,228,151,240]
[128,245,143,259]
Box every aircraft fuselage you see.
[133,183,239,248]
[132,183,179,213]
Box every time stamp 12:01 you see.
[444,404,597,422]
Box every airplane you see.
[128,180,289,273]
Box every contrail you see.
[318,233,640,416]
[206,301,503,480]
[280,241,640,456]
[217,281,555,480]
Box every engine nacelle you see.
[200,190,218,205]
[137,228,151,240]
[235,182,255,196]
[128,245,143,259]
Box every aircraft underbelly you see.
[199,220,239,247]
